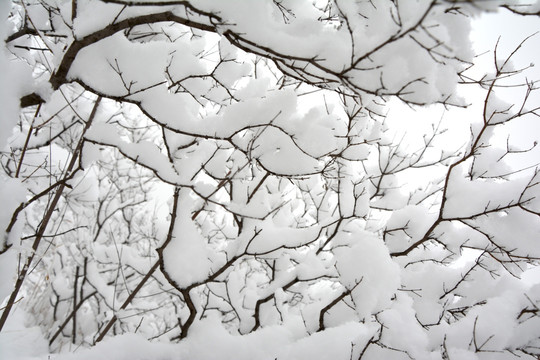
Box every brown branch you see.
[51,12,217,89]
[251,276,300,332]
[49,290,97,346]
[153,187,198,340]
[15,103,42,178]
[72,0,77,22]
[318,289,351,332]
[247,172,269,204]
[72,265,79,344]
[5,27,38,43]
[345,1,437,72]
[20,93,45,108]
[0,96,102,332]
[93,260,160,343]
[501,5,540,17]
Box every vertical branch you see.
[176,288,196,340]
[72,0,77,22]
[72,265,79,344]
[0,96,101,333]
[154,187,198,340]
[15,103,42,178]
[94,186,181,343]
[49,290,97,346]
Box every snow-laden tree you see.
[1,1,540,359]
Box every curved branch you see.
[51,11,218,89]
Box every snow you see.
[162,189,211,288]
[2,1,540,360]
[42,315,379,360]
[239,126,323,176]
[85,121,183,183]
[333,228,400,320]
[69,32,171,96]
[242,219,321,255]
[0,309,49,360]
[385,204,438,253]
[0,177,26,301]
[73,1,174,39]
[377,294,432,360]
[0,2,29,148]
[443,163,532,219]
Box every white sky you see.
[473,9,540,285]
[472,8,540,71]
[472,9,540,168]
[388,7,540,162]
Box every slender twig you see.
[0,96,101,333]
